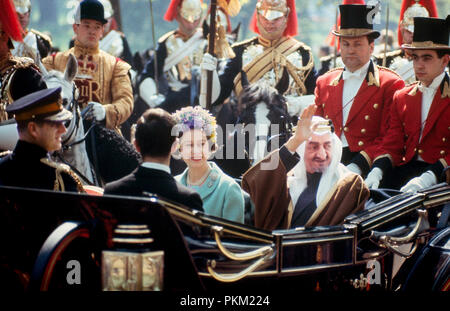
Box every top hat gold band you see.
[335,28,374,37]
[409,41,450,49]
[14,100,63,121]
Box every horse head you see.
[238,69,292,165]
[41,54,78,108]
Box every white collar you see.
[141,162,171,174]
[420,72,445,91]
[343,60,371,80]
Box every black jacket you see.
[104,165,203,212]
[0,140,79,192]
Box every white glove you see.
[400,170,437,193]
[139,77,166,108]
[88,102,106,121]
[285,95,315,117]
[200,53,220,108]
[365,167,383,189]
[200,53,218,71]
[347,163,362,175]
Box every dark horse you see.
[212,69,293,179]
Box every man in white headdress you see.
[242,105,369,231]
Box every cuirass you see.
[241,42,305,96]
[165,33,206,86]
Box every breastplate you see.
[242,43,305,96]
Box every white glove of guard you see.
[200,53,220,108]
[148,94,166,108]
[365,167,383,189]
[201,53,218,71]
[285,95,315,117]
[88,102,106,121]
[400,170,437,193]
[139,77,166,108]
[346,163,362,175]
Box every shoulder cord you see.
[40,158,85,193]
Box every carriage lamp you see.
[102,224,164,291]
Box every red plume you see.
[164,0,204,22]
[164,0,182,22]
[249,0,298,37]
[0,0,24,42]
[398,0,438,46]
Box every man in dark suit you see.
[104,108,203,211]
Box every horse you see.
[38,54,141,187]
[38,55,96,185]
[236,69,293,166]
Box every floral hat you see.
[172,106,217,144]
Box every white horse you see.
[38,54,96,185]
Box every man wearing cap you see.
[373,0,438,84]
[11,0,52,63]
[315,3,405,179]
[200,0,316,118]
[0,87,84,192]
[69,0,133,66]
[136,0,206,114]
[242,105,369,231]
[0,0,47,123]
[42,0,133,134]
[365,16,450,192]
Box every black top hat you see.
[6,87,73,122]
[333,4,380,39]
[75,0,107,25]
[402,16,450,51]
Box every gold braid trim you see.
[40,158,85,193]
[0,150,12,158]
[283,45,314,95]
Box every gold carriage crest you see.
[102,224,164,291]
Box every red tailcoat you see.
[374,74,450,169]
[315,61,405,172]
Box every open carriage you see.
[0,183,448,292]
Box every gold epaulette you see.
[11,56,35,69]
[298,41,311,52]
[40,158,85,193]
[231,36,258,48]
[407,81,420,96]
[0,150,12,158]
[158,30,176,44]
[30,28,53,46]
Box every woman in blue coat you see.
[173,106,244,223]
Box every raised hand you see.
[285,104,317,152]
